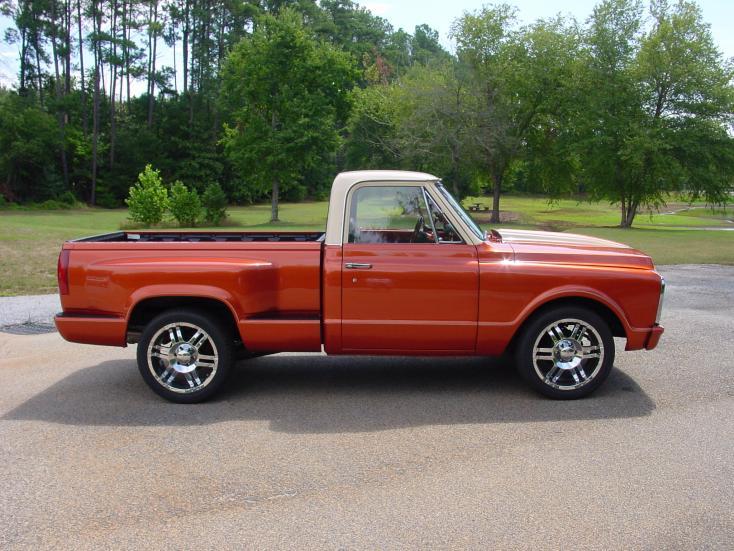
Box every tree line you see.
[1,0,732,226]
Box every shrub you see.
[202,183,227,225]
[37,199,68,210]
[0,195,7,208]
[58,191,78,206]
[169,181,202,227]
[126,165,169,226]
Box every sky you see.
[364,0,734,55]
[1,0,733,91]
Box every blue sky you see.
[1,0,733,90]
[364,0,734,55]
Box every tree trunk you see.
[109,0,118,167]
[51,1,70,190]
[77,0,88,135]
[147,1,159,128]
[188,0,195,125]
[90,1,101,206]
[271,177,280,222]
[172,23,178,94]
[125,0,131,106]
[65,0,72,95]
[32,14,44,105]
[621,198,638,228]
[183,0,189,96]
[19,27,27,92]
[3,172,17,202]
[490,172,502,224]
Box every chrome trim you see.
[532,318,605,391]
[428,182,481,244]
[345,263,372,269]
[147,322,219,394]
[421,187,439,242]
[656,276,665,324]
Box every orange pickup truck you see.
[55,170,664,403]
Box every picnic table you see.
[468,203,490,212]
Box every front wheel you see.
[137,309,234,403]
[515,307,615,399]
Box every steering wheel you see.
[410,216,426,243]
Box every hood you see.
[495,229,654,270]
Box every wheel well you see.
[508,296,626,352]
[127,296,240,344]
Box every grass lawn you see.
[0,204,328,296]
[1,196,731,296]
[465,195,733,228]
[561,227,734,266]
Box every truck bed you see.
[58,230,324,351]
[75,231,325,243]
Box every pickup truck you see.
[55,170,665,403]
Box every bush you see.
[126,165,169,226]
[58,191,77,206]
[169,181,202,227]
[94,183,121,208]
[202,183,227,225]
[37,199,68,210]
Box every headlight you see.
[655,276,665,324]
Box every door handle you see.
[344,263,372,270]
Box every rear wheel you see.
[137,309,234,403]
[516,307,614,399]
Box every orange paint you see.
[55,231,663,355]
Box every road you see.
[1,265,732,549]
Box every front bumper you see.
[645,324,664,350]
[625,323,664,351]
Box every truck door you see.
[341,183,479,352]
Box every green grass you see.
[560,227,734,266]
[464,195,733,229]
[1,196,731,296]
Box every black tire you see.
[515,306,615,399]
[137,308,234,403]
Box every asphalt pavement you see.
[0,265,732,549]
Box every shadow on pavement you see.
[3,355,655,433]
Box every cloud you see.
[363,2,392,16]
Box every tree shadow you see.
[3,354,655,434]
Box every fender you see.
[512,284,633,337]
[126,284,243,324]
[476,284,633,356]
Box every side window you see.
[424,192,463,243]
[348,186,433,244]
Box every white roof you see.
[333,170,439,191]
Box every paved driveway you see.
[1,265,732,549]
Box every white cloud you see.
[363,2,392,16]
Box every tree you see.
[346,61,478,198]
[0,93,61,202]
[452,5,580,222]
[126,164,169,226]
[169,180,202,226]
[577,0,734,227]
[220,9,356,221]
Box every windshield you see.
[435,183,485,241]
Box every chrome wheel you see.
[532,318,605,391]
[146,322,219,394]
